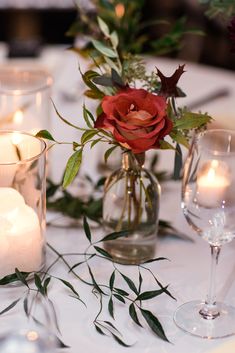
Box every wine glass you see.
[0,287,59,352]
[174,129,235,338]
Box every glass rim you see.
[0,130,47,165]
[0,66,53,95]
[197,128,235,156]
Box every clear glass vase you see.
[103,151,160,265]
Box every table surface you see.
[0,44,235,353]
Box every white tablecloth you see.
[1,44,235,353]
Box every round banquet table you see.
[0,44,235,353]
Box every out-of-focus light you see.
[115,3,125,18]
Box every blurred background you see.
[0,0,234,70]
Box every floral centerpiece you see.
[38,16,211,264]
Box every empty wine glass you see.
[0,287,59,352]
[174,129,235,338]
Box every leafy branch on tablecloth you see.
[0,217,175,346]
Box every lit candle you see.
[0,134,20,187]
[0,132,42,187]
[196,160,230,208]
[0,187,43,277]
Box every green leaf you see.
[140,308,169,342]
[81,130,98,145]
[43,277,51,296]
[113,288,129,297]
[159,140,175,150]
[15,268,29,288]
[36,130,55,141]
[91,40,117,58]
[91,138,102,148]
[138,270,143,294]
[0,272,30,286]
[136,288,167,301]
[34,273,45,295]
[173,143,182,180]
[84,89,104,99]
[170,131,189,149]
[111,69,125,87]
[103,320,120,332]
[81,70,104,99]
[120,274,138,295]
[83,105,95,128]
[100,230,130,242]
[110,333,132,347]
[143,257,168,264]
[174,112,212,130]
[92,75,114,87]
[48,298,62,335]
[73,141,80,150]
[113,294,125,303]
[51,100,85,131]
[94,246,112,259]
[104,145,118,163]
[88,266,106,295]
[23,296,29,316]
[63,149,83,188]
[109,271,115,290]
[108,297,114,318]
[104,56,120,73]
[94,323,106,335]
[69,259,89,272]
[97,17,110,37]
[129,303,142,327]
[56,337,70,349]
[110,31,119,48]
[0,298,21,315]
[59,278,80,298]
[83,216,92,243]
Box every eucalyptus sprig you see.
[0,217,175,346]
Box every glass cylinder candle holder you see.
[0,65,52,133]
[0,130,46,278]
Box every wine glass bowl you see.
[174,129,235,338]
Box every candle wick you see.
[14,145,22,161]
[227,135,232,153]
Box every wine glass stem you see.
[199,245,221,320]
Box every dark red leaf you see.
[156,64,186,98]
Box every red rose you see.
[94,88,173,154]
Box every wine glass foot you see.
[174,300,235,339]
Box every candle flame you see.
[211,160,219,169]
[13,109,24,125]
[115,3,125,18]
[27,330,39,341]
[207,167,216,182]
[11,132,22,145]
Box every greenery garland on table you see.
[0,218,175,346]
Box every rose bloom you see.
[94,88,173,154]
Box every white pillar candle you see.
[0,135,19,187]
[0,187,43,278]
[196,160,230,208]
